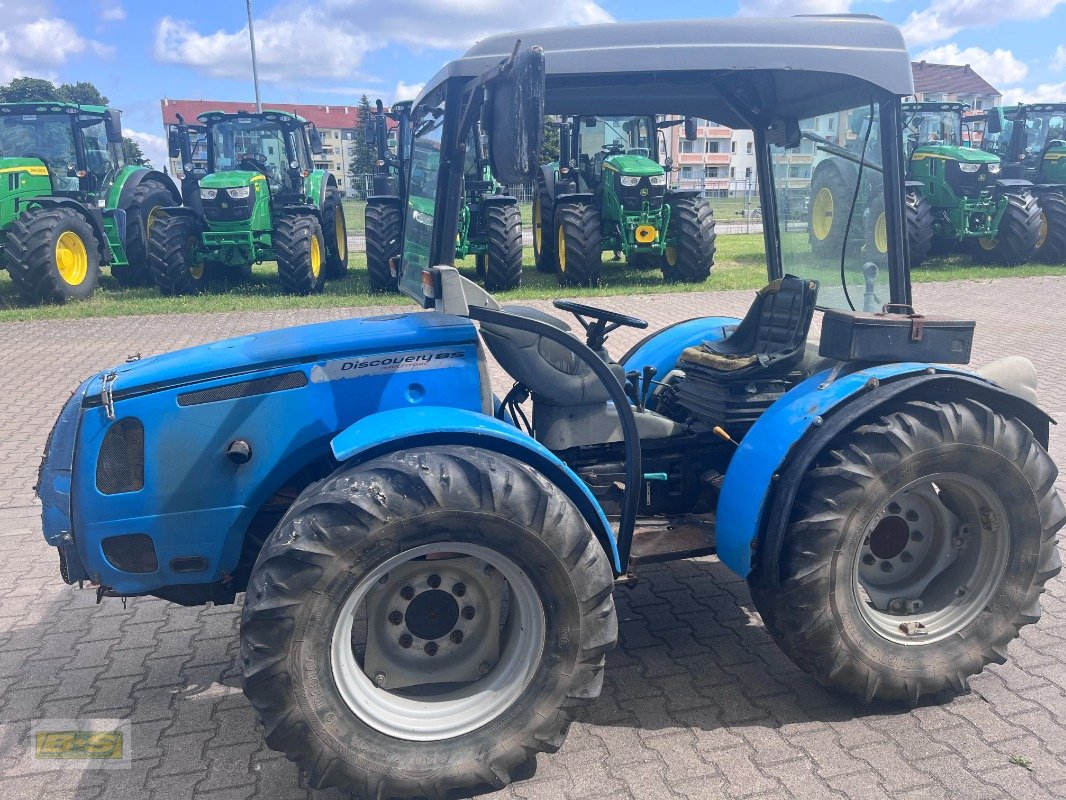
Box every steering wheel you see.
[602,142,626,155]
[553,299,648,351]
[239,154,267,172]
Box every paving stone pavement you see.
[1,275,1065,800]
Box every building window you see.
[705,166,719,178]
[680,165,698,180]
[745,167,753,179]
[746,141,753,155]
[730,167,735,178]
[680,140,696,153]
[731,141,737,153]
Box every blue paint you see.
[331,406,621,573]
[715,362,975,577]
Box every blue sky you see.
[4,0,1066,167]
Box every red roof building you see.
[909,62,1001,110]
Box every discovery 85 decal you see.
[310,346,472,382]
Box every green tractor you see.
[153,109,348,295]
[365,100,523,293]
[0,102,180,303]
[978,103,1066,263]
[535,115,716,286]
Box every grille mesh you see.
[96,417,144,495]
[177,371,307,407]
[101,534,158,573]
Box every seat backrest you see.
[711,275,818,357]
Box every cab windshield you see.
[1020,110,1066,155]
[903,108,963,150]
[0,113,78,187]
[208,118,291,187]
[773,101,891,312]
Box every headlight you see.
[200,188,218,199]
[987,163,1001,174]
[648,174,666,186]
[227,186,251,199]
[619,176,640,187]
[958,162,981,173]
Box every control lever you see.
[640,366,657,410]
[625,370,642,410]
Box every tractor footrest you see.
[627,514,717,566]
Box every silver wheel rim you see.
[330,542,546,742]
[852,472,1010,645]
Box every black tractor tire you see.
[864,193,888,261]
[148,214,209,295]
[808,164,855,257]
[365,200,402,293]
[904,191,933,268]
[6,207,101,303]
[275,213,326,295]
[626,251,659,269]
[661,196,716,283]
[751,399,1063,705]
[967,190,1042,266]
[320,190,349,279]
[533,173,556,272]
[1034,192,1066,264]
[555,202,602,287]
[241,446,617,799]
[479,202,523,291]
[120,180,175,287]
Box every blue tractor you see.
[38,17,1063,798]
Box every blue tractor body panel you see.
[331,406,621,573]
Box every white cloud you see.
[100,3,127,22]
[915,43,1029,88]
[737,0,851,15]
[393,81,424,102]
[1052,45,1066,72]
[1001,82,1066,105]
[901,0,1066,46]
[0,6,112,83]
[124,128,167,170]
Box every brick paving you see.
[0,274,1064,800]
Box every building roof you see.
[911,61,1000,98]
[160,98,363,129]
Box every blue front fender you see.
[331,406,622,574]
[716,362,977,577]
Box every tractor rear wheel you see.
[275,213,326,295]
[148,215,209,295]
[967,191,1042,266]
[321,190,349,279]
[534,174,556,272]
[241,446,616,798]
[6,207,101,303]
[1034,192,1066,264]
[752,399,1063,705]
[904,191,933,267]
[555,203,602,287]
[119,180,175,287]
[479,202,523,291]
[808,165,855,257]
[661,196,716,283]
[365,200,402,293]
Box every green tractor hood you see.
[603,153,664,176]
[199,171,265,190]
[912,143,999,165]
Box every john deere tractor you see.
[365,100,523,293]
[979,103,1066,264]
[152,109,347,295]
[0,102,179,303]
[535,115,716,286]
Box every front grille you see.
[946,162,992,197]
[177,371,307,407]
[617,175,665,212]
[202,193,254,222]
[102,534,158,573]
[96,417,144,495]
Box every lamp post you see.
[246,0,262,113]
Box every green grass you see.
[0,233,1062,323]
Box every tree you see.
[59,82,109,106]
[541,116,560,163]
[0,77,110,106]
[350,94,378,197]
[122,137,151,167]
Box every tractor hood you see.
[603,153,664,176]
[0,156,50,181]
[912,144,998,165]
[199,171,265,189]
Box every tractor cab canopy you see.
[1006,104,1066,157]
[399,14,914,312]
[0,101,125,195]
[902,102,969,149]
[197,109,317,191]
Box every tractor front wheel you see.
[967,191,1042,266]
[808,165,855,257]
[904,191,933,267]
[479,202,523,292]
[364,201,402,293]
[241,446,616,798]
[321,190,349,279]
[752,399,1063,705]
[118,180,175,287]
[6,207,101,303]
[275,214,326,295]
[1034,192,1066,264]
[661,197,716,283]
[555,203,602,287]
[534,174,556,272]
[148,215,208,295]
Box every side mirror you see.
[665,156,674,171]
[167,128,182,159]
[765,116,800,149]
[309,127,323,155]
[684,117,698,141]
[986,114,1002,134]
[104,109,123,143]
[485,45,545,186]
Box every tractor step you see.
[627,513,717,566]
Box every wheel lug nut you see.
[388,611,403,625]
[462,605,476,620]
[905,510,919,522]
[450,630,464,644]
[453,582,467,597]
[887,502,901,514]
[881,561,893,573]
[427,574,441,589]
[400,585,414,601]
[424,641,438,656]
[399,634,412,649]
[956,586,968,597]
[911,530,923,542]
[478,661,490,675]
[900,551,913,563]
[862,554,876,566]
[374,671,387,686]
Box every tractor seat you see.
[678,275,818,378]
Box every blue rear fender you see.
[331,406,622,574]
